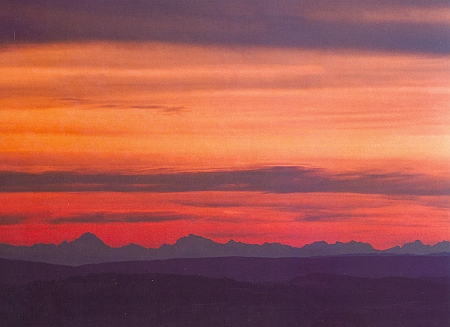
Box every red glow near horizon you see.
[0,192,448,250]
[0,42,449,249]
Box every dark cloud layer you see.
[1,166,448,196]
[1,0,449,54]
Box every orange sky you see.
[1,1,449,249]
[1,43,448,172]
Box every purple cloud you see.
[48,211,197,224]
[1,0,448,54]
[0,214,29,225]
[0,166,448,196]
[297,211,379,222]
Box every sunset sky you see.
[1,0,449,249]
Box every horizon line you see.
[3,231,449,252]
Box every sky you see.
[0,0,449,249]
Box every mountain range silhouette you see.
[1,232,448,266]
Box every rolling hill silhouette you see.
[1,272,448,327]
[1,254,449,285]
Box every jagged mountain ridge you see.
[0,232,449,266]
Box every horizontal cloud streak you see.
[0,214,29,225]
[0,166,448,196]
[48,211,196,224]
[60,98,187,114]
[176,201,246,208]
[298,212,377,222]
[1,0,449,54]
